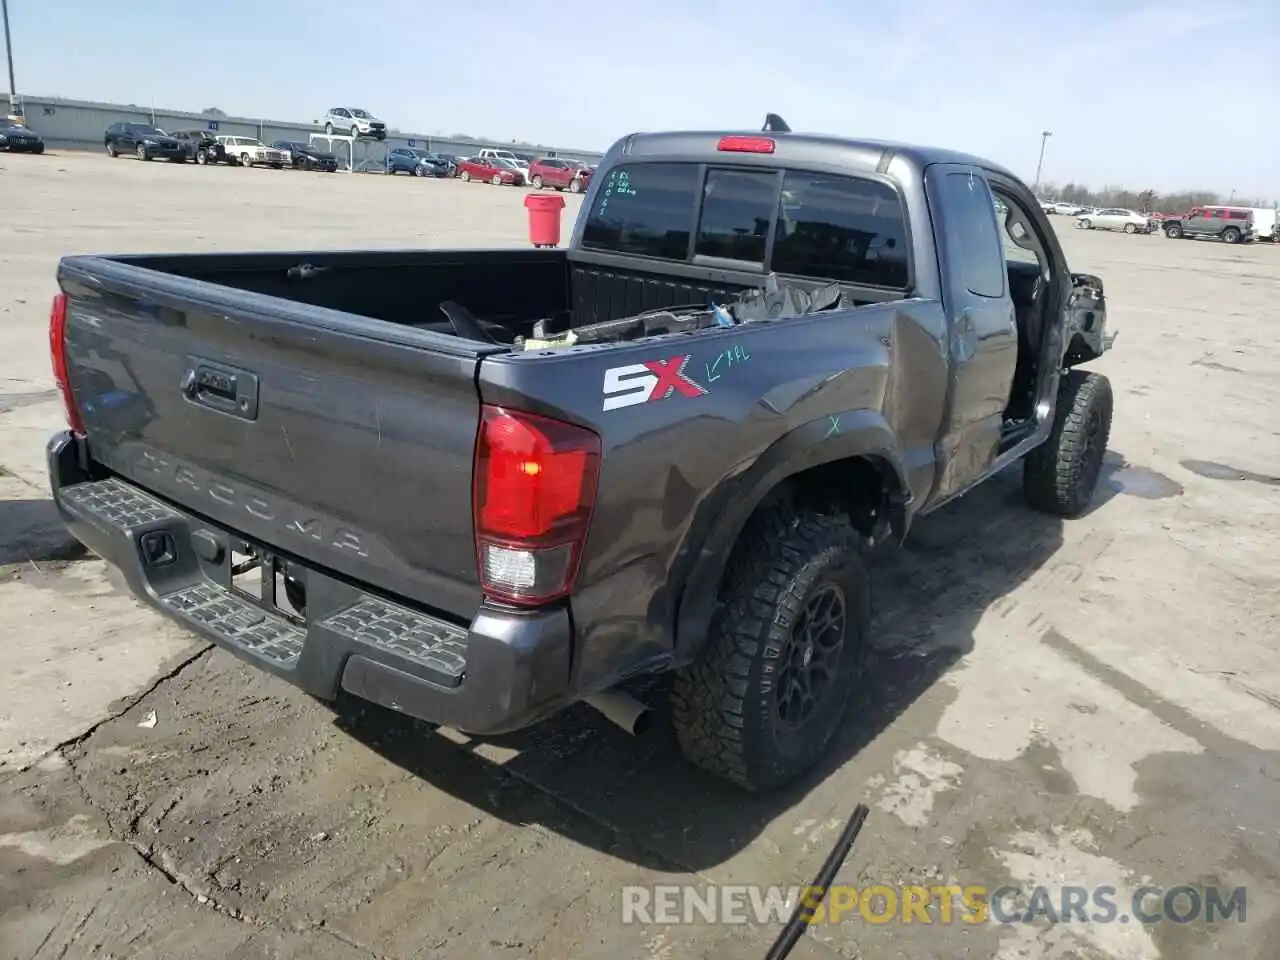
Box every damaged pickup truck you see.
[47,118,1114,792]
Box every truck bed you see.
[51,248,781,617]
[105,247,779,338]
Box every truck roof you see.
[609,129,1020,183]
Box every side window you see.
[581,163,700,260]
[933,171,1006,298]
[772,171,910,288]
[695,168,777,264]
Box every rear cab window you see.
[581,161,910,289]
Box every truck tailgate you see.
[57,255,494,619]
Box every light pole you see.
[1,0,17,120]
[1033,130,1052,195]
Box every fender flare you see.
[671,409,910,662]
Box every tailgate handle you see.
[181,356,260,421]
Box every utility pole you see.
[1,0,18,119]
[1033,130,1052,195]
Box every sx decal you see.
[602,355,707,412]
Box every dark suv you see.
[104,122,185,162]
[387,147,452,177]
[1163,206,1256,243]
[170,130,227,165]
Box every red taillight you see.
[717,135,775,154]
[473,405,600,607]
[48,293,85,435]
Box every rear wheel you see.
[671,508,869,792]
[459,170,471,182]
[1222,227,1241,244]
[1024,370,1114,517]
[491,173,502,185]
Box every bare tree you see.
[1038,180,1270,212]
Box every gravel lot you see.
[1,151,1277,960]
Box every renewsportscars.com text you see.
[621,884,1247,926]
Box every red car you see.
[527,157,592,193]
[455,156,523,186]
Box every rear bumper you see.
[47,431,573,734]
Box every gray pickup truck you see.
[46,119,1114,792]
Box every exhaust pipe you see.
[584,689,653,737]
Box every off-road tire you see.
[1024,370,1114,517]
[671,509,870,792]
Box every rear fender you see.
[671,408,909,664]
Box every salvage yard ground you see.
[1,152,1277,960]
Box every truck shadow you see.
[0,496,91,567]
[336,464,1080,873]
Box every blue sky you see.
[8,0,1278,196]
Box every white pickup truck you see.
[217,136,288,169]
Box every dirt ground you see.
[1,151,1277,960]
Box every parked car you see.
[217,136,288,169]
[272,140,339,172]
[1045,201,1084,216]
[104,122,185,162]
[1161,206,1256,243]
[386,147,451,177]
[456,155,521,185]
[321,107,386,141]
[0,121,44,153]
[476,147,520,163]
[1076,208,1150,233]
[46,120,1114,793]
[424,153,457,177]
[170,130,228,165]
[528,156,592,193]
[1249,207,1278,241]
